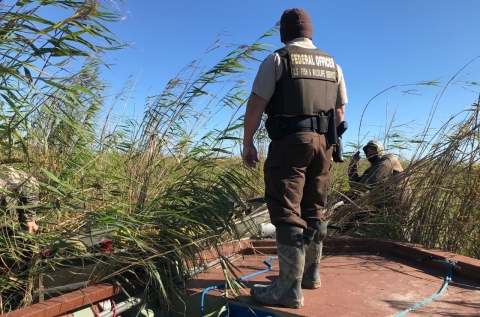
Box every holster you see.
[326,109,337,146]
[333,121,348,163]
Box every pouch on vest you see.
[265,116,284,140]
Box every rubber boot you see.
[250,224,305,308]
[302,220,328,289]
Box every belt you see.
[283,115,329,134]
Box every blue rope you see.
[200,257,278,317]
[392,259,456,317]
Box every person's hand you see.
[26,221,38,233]
[242,145,259,167]
[351,151,360,163]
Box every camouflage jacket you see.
[348,154,413,208]
[348,154,404,192]
[0,165,39,222]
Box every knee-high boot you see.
[250,224,305,308]
[302,220,328,289]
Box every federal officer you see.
[242,8,348,308]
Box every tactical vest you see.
[265,46,338,116]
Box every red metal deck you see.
[182,237,480,317]
[5,237,480,317]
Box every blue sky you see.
[101,0,480,157]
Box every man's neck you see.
[285,37,316,48]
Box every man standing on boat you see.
[242,8,348,308]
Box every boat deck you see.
[178,237,480,317]
[4,236,480,317]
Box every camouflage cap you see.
[362,140,385,157]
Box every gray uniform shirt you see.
[251,38,348,106]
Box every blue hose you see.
[200,257,278,317]
[393,259,457,317]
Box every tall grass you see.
[0,0,123,311]
[0,0,274,313]
[406,96,480,257]
[1,1,478,314]
[328,73,480,260]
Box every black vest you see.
[265,46,338,116]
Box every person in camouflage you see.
[348,140,412,209]
[0,165,39,233]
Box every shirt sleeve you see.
[251,53,282,102]
[335,64,348,107]
[348,161,360,183]
[349,163,370,192]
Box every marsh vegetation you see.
[0,0,478,314]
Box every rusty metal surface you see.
[6,237,480,317]
[0,284,121,317]
[188,238,480,317]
